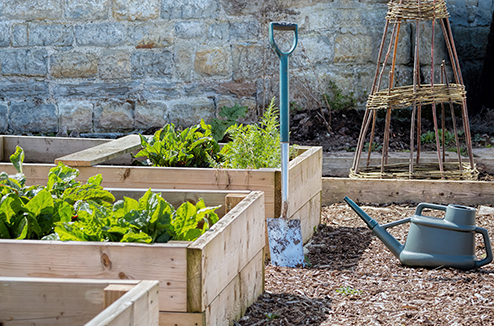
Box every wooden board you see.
[322,177,494,206]
[55,134,141,166]
[187,191,265,312]
[0,239,189,312]
[87,280,159,326]
[0,277,158,326]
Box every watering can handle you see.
[475,227,493,268]
[415,203,447,217]
[269,22,298,57]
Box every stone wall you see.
[0,0,491,134]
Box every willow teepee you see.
[350,0,477,180]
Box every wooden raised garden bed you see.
[0,135,322,246]
[0,189,265,326]
[0,277,159,326]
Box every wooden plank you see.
[0,135,3,162]
[104,284,136,308]
[0,277,140,326]
[287,146,322,219]
[322,177,494,206]
[87,280,160,326]
[159,312,204,326]
[0,240,189,312]
[204,249,264,326]
[2,135,112,164]
[55,134,141,166]
[187,191,265,312]
[225,193,247,213]
[290,192,321,244]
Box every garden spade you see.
[266,22,304,268]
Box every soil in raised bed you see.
[237,203,494,325]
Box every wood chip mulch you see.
[237,203,494,325]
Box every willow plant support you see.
[351,0,477,180]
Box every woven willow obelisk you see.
[350,0,477,180]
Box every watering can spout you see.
[344,196,404,259]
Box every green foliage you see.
[0,146,219,244]
[265,312,279,321]
[420,129,456,145]
[133,120,223,168]
[323,80,355,111]
[363,142,383,152]
[52,190,220,243]
[220,98,282,169]
[335,286,362,295]
[210,103,248,142]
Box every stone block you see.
[29,24,74,46]
[0,104,7,133]
[4,0,62,20]
[0,49,48,76]
[135,100,169,129]
[114,0,159,21]
[175,21,205,39]
[99,50,131,79]
[50,52,97,78]
[0,22,10,47]
[65,0,109,20]
[174,42,196,81]
[127,23,174,48]
[131,51,172,78]
[447,0,493,27]
[230,21,259,40]
[232,43,264,81]
[12,24,28,47]
[54,82,137,98]
[161,0,218,19]
[220,0,262,16]
[75,23,126,46]
[0,81,49,99]
[58,101,93,132]
[334,34,373,63]
[94,101,134,132]
[208,22,230,41]
[416,22,447,66]
[9,102,57,133]
[299,34,333,65]
[141,81,180,98]
[450,25,490,61]
[166,97,215,127]
[195,46,231,77]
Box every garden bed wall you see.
[0,277,159,326]
[0,190,266,326]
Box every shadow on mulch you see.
[305,225,373,270]
[237,292,331,326]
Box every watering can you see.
[344,196,493,270]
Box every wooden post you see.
[104,283,136,308]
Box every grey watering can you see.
[344,196,493,270]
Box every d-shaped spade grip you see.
[269,22,298,58]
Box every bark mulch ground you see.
[237,203,494,325]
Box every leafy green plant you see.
[323,80,355,112]
[335,286,362,295]
[421,129,456,145]
[133,120,223,168]
[265,312,279,321]
[50,190,219,243]
[363,142,383,152]
[0,146,220,244]
[210,103,248,142]
[219,98,282,169]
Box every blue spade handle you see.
[269,22,298,143]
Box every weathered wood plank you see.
[322,177,494,205]
[159,312,204,326]
[87,280,160,326]
[55,134,141,166]
[0,277,141,326]
[104,284,136,308]
[204,249,264,326]
[290,192,321,244]
[2,135,112,164]
[187,191,265,312]
[0,240,189,312]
